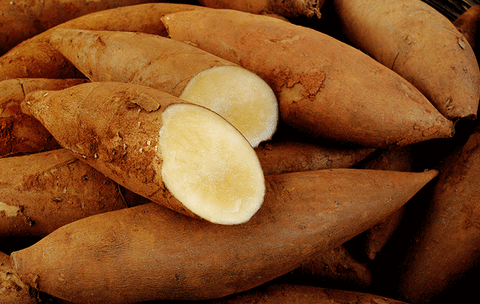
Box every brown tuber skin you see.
[21,81,265,225]
[21,82,199,219]
[161,8,454,148]
[287,245,373,289]
[0,3,203,80]
[0,0,173,56]
[0,78,88,158]
[454,5,480,52]
[254,140,374,288]
[201,283,409,304]
[398,127,480,303]
[0,148,139,238]
[48,28,279,148]
[11,168,437,303]
[0,251,37,304]
[358,145,414,260]
[198,0,324,18]
[49,29,237,97]
[333,0,480,121]
[254,140,375,288]
[1,250,74,303]
[255,141,375,175]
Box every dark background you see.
[423,0,480,20]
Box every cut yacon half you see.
[158,103,266,225]
[179,65,279,148]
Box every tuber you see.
[454,4,480,60]
[398,126,480,303]
[0,3,203,80]
[49,28,278,147]
[161,8,454,148]
[197,0,324,18]
[0,148,138,238]
[11,168,437,303]
[21,81,265,225]
[358,145,414,260]
[202,283,409,304]
[0,251,37,304]
[0,78,87,157]
[255,141,375,175]
[286,245,373,289]
[333,0,480,121]
[0,0,175,56]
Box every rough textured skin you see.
[0,78,88,158]
[0,251,37,304]
[0,0,165,55]
[49,28,236,97]
[203,283,409,303]
[0,149,134,238]
[198,0,324,18]
[255,141,375,175]
[333,0,480,121]
[398,128,480,303]
[454,5,480,51]
[11,169,437,303]
[21,81,214,220]
[0,3,203,80]
[162,9,454,148]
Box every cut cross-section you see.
[179,65,279,148]
[159,103,266,225]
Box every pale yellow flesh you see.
[158,103,265,225]
[179,65,278,148]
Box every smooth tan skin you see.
[161,8,454,148]
[49,28,235,97]
[255,141,375,175]
[11,169,438,303]
[333,0,480,121]
[358,145,413,260]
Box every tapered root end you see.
[397,115,455,147]
[158,103,266,225]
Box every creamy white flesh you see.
[179,65,279,148]
[159,104,266,225]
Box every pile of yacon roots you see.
[1,1,480,303]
